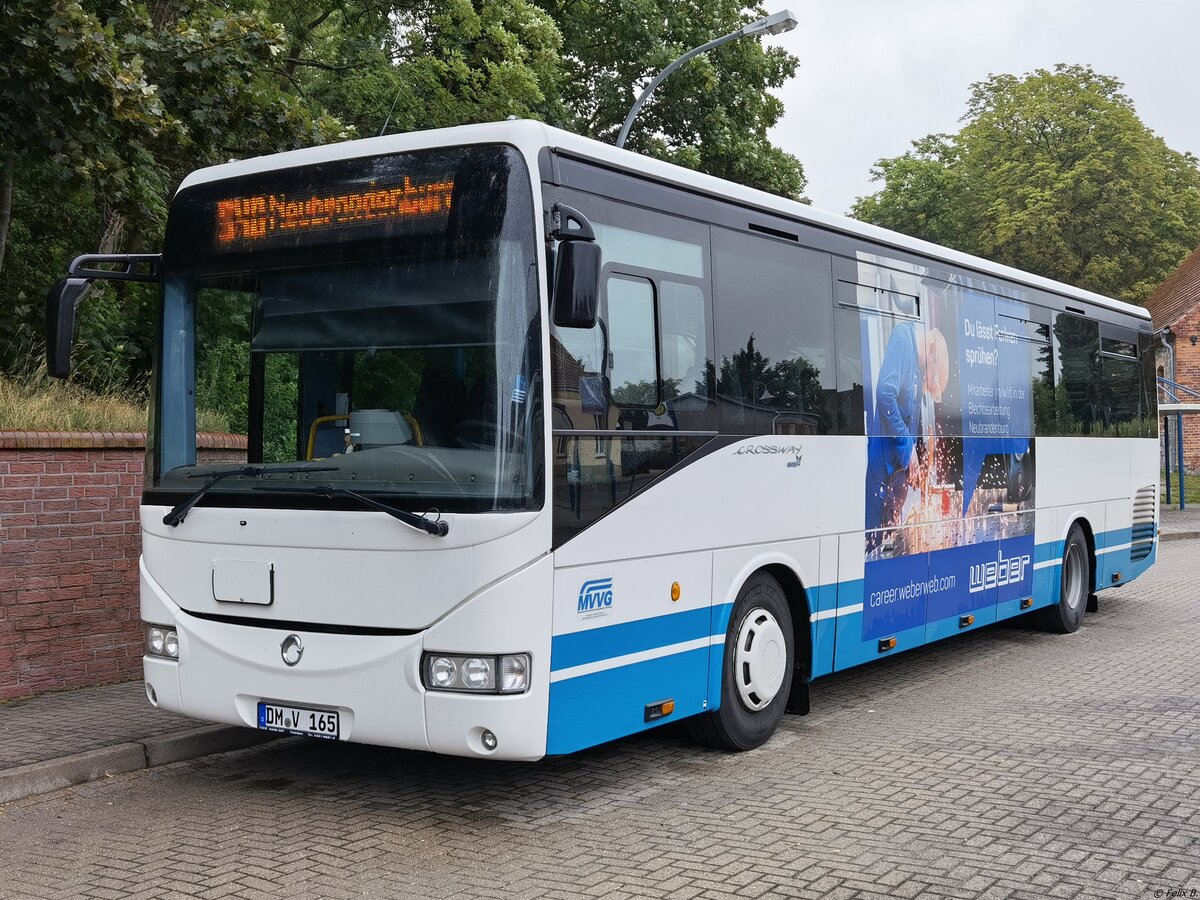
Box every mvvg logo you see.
[968,548,1031,594]
[577,578,614,614]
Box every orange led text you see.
[216,177,455,245]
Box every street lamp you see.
[615,9,799,150]
[753,381,775,404]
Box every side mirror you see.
[550,203,601,330]
[552,240,602,329]
[46,278,92,378]
[44,253,163,379]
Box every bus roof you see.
[179,119,1151,323]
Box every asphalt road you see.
[2,543,1198,899]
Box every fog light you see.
[147,627,165,656]
[164,631,179,659]
[462,657,495,690]
[430,656,457,688]
[499,654,530,693]
[480,729,498,751]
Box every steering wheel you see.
[451,419,524,450]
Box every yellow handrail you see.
[306,414,349,461]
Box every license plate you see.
[257,701,340,739]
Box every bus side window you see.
[1100,329,1142,435]
[548,192,711,433]
[712,228,835,436]
[607,275,658,408]
[1028,320,1055,436]
[659,281,708,402]
[1139,332,1159,436]
[1052,313,1101,434]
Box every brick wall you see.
[1164,308,1200,473]
[0,432,246,700]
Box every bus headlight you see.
[145,623,179,660]
[429,656,458,688]
[422,653,530,694]
[461,657,495,690]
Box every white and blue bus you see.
[48,120,1158,759]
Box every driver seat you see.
[414,370,467,447]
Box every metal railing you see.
[1157,377,1198,510]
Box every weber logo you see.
[968,549,1031,593]
[577,578,614,617]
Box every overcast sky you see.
[764,0,1200,214]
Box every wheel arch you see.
[1063,514,1098,594]
[760,563,812,682]
[715,551,817,689]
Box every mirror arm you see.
[549,204,596,243]
[67,253,162,284]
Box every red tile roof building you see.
[1146,246,1200,471]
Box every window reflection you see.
[712,229,834,435]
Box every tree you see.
[852,65,1200,304]
[0,0,811,395]
[0,0,173,274]
[265,0,566,137]
[0,0,347,381]
[717,334,826,430]
[537,0,806,200]
[850,135,965,249]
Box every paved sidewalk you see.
[0,681,192,769]
[1159,504,1200,540]
[0,680,272,802]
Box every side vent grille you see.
[1130,485,1156,561]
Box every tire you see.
[1034,523,1090,634]
[689,572,794,751]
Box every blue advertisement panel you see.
[861,273,1035,643]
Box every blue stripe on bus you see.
[810,581,841,679]
[550,603,733,672]
[832,612,927,670]
[549,524,1147,685]
[1096,526,1133,550]
[546,525,1155,752]
[546,646,710,755]
[1035,540,1064,564]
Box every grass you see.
[0,372,230,434]
[1162,470,1200,506]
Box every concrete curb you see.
[0,726,276,805]
[142,724,276,768]
[1160,531,1200,542]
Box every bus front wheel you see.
[1035,523,1090,634]
[689,572,794,751]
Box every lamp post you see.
[615,9,799,150]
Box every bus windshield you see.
[150,145,542,513]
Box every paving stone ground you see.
[1158,504,1200,537]
[1,542,1198,899]
[0,681,195,768]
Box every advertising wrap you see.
[861,273,1036,640]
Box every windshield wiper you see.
[163,465,339,527]
[253,483,449,537]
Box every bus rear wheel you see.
[689,572,794,751]
[1035,523,1090,634]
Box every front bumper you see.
[140,558,552,760]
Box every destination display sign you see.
[163,145,520,270]
[215,176,455,247]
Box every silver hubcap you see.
[734,608,787,711]
[1063,541,1085,610]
